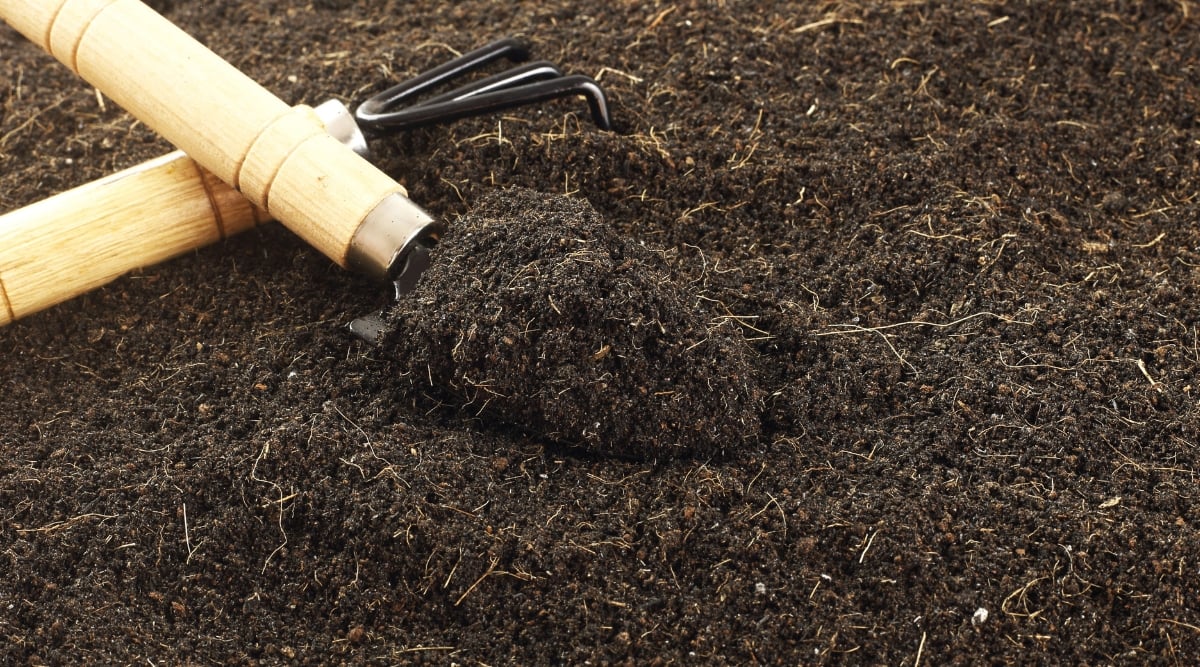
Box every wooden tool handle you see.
[0,152,267,326]
[1,0,438,280]
[0,100,365,327]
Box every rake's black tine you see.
[418,61,564,107]
[362,74,612,131]
[355,37,612,132]
[355,37,531,125]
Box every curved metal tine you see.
[369,74,612,131]
[356,37,531,125]
[419,61,564,107]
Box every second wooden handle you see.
[0,101,365,327]
[0,152,266,327]
[1,0,438,279]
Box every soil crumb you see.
[379,188,762,459]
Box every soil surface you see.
[3,1,1200,664]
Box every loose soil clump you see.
[380,188,762,459]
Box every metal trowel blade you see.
[349,241,434,344]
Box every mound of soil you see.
[379,188,762,459]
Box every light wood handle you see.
[0,99,365,327]
[0,152,267,326]
[0,0,438,280]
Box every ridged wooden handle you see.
[0,153,267,326]
[0,0,438,280]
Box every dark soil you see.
[380,187,761,460]
[3,1,1200,664]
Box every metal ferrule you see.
[312,99,369,158]
[347,192,443,283]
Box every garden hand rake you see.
[0,0,608,326]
